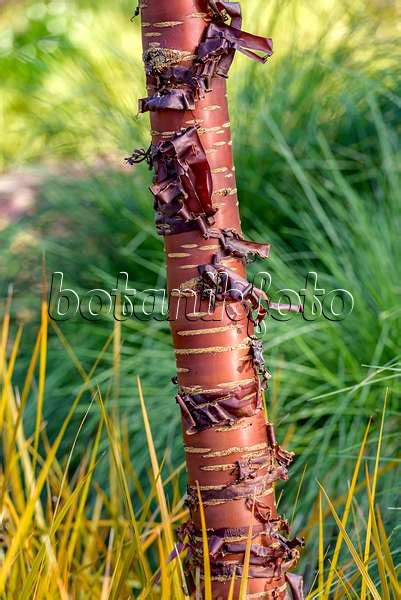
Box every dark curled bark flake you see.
[224,542,297,565]
[234,458,258,481]
[182,522,302,574]
[198,257,268,322]
[266,422,295,468]
[176,380,261,434]
[208,0,241,24]
[248,495,274,523]
[198,540,298,566]
[126,129,216,237]
[273,533,305,553]
[233,453,276,482]
[140,66,203,113]
[151,126,213,214]
[186,472,286,510]
[125,145,152,166]
[197,250,301,324]
[197,19,273,81]
[204,557,298,580]
[176,520,302,595]
[250,337,271,388]
[202,522,286,540]
[197,0,272,76]
[211,228,271,263]
[139,86,196,112]
[149,126,216,235]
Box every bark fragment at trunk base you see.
[130,1,304,597]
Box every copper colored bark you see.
[130,1,304,597]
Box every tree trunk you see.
[131,1,304,597]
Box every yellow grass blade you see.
[108,534,125,599]
[319,483,381,600]
[50,321,88,382]
[82,494,103,567]
[51,321,114,394]
[239,496,255,599]
[113,294,121,403]
[17,546,47,600]
[376,506,399,592]
[66,416,104,566]
[0,286,12,383]
[158,534,170,600]
[176,547,190,600]
[114,541,152,600]
[0,324,22,427]
[33,300,48,472]
[331,564,353,600]
[50,398,95,532]
[318,491,324,596]
[97,388,151,584]
[0,384,86,592]
[51,460,105,536]
[0,326,24,518]
[227,570,236,600]
[43,534,70,600]
[57,451,90,578]
[6,386,46,529]
[361,394,386,600]
[303,457,395,538]
[365,463,390,600]
[100,528,115,600]
[37,458,109,595]
[291,463,307,527]
[0,327,42,511]
[196,481,211,600]
[324,420,371,595]
[0,327,114,594]
[350,496,363,556]
[137,376,183,599]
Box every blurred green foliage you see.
[1,0,401,579]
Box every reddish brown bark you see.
[131,1,303,597]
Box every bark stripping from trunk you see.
[130,1,304,597]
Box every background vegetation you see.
[1,0,400,595]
